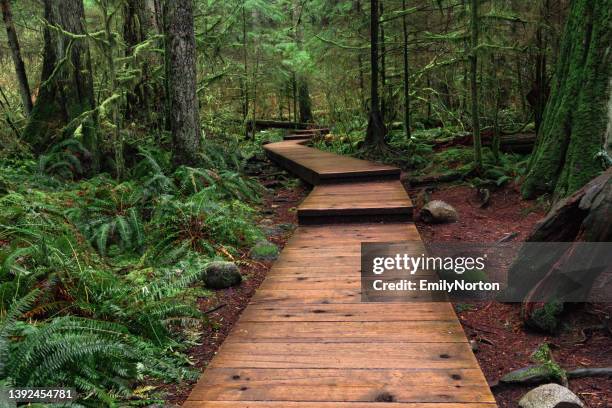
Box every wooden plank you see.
[239,303,456,322]
[184,402,497,408]
[225,320,466,343]
[188,368,494,403]
[208,342,481,369]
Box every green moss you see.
[531,343,567,384]
[526,301,564,333]
[249,240,279,260]
[522,0,610,199]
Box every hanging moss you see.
[522,0,611,199]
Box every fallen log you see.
[246,119,326,131]
[432,132,536,153]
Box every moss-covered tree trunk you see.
[123,0,154,122]
[469,0,482,168]
[24,0,96,163]
[522,0,611,200]
[292,0,313,124]
[364,0,386,148]
[1,0,33,116]
[164,0,201,166]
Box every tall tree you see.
[364,0,386,148]
[401,0,410,139]
[23,0,96,164]
[1,0,32,115]
[522,0,611,199]
[292,0,313,123]
[164,0,201,166]
[123,0,153,121]
[469,0,482,168]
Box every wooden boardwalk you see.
[183,131,496,407]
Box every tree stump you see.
[508,168,612,332]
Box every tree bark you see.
[401,0,410,139]
[469,0,482,168]
[522,0,611,199]
[379,0,386,123]
[298,81,313,123]
[164,0,201,166]
[123,0,155,122]
[242,5,249,122]
[1,0,32,116]
[292,0,313,123]
[24,0,97,165]
[508,168,612,332]
[364,0,386,148]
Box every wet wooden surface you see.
[184,131,496,407]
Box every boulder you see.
[420,200,458,223]
[519,384,584,408]
[203,261,242,289]
[250,240,279,260]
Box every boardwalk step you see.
[297,180,413,224]
[264,140,400,185]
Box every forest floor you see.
[409,182,612,408]
[164,162,309,405]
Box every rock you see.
[420,200,458,223]
[260,225,282,236]
[203,261,242,289]
[519,384,584,408]
[278,223,295,231]
[250,240,279,261]
[260,222,296,237]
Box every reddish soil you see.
[163,167,308,405]
[410,182,612,407]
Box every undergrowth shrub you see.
[0,138,264,405]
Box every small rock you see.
[203,261,242,289]
[519,384,584,408]
[420,200,458,223]
[470,339,479,352]
[250,240,279,261]
[260,225,283,236]
[277,223,295,231]
[259,218,274,225]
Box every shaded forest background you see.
[0,0,610,405]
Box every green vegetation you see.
[0,139,264,404]
[0,0,609,404]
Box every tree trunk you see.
[242,5,249,121]
[24,0,97,165]
[292,0,313,123]
[522,0,611,199]
[379,0,386,123]
[401,0,411,139]
[364,0,386,148]
[469,0,482,168]
[123,0,154,122]
[298,81,313,123]
[164,0,201,166]
[508,168,612,332]
[1,0,32,116]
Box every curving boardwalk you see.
[183,132,496,408]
